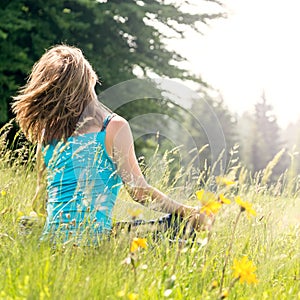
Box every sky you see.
[169,0,300,128]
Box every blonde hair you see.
[12,45,99,144]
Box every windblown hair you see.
[12,45,99,144]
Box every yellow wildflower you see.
[216,176,236,186]
[17,211,24,218]
[220,289,229,299]
[200,201,222,216]
[235,196,256,218]
[219,194,231,204]
[130,238,147,253]
[211,280,218,289]
[196,189,217,204]
[127,292,138,300]
[128,208,142,219]
[232,256,258,284]
[1,190,7,197]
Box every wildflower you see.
[1,190,6,197]
[235,196,256,218]
[196,189,217,204]
[232,256,258,284]
[17,211,24,218]
[216,176,236,186]
[127,292,138,300]
[128,208,142,219]
[200,201,222,216]
[211,280,218,289]
[220,289,229,299]
[130,238,147,253]
[219,194,231,204]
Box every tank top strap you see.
[101,113,116,131]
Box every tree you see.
[252,95,279,170]
[182,92,237,175]
[237,111,256,170]
[0,0,224,123]
[239,94,288,180]
[282,118,300,175]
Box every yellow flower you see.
[130,238,147,253]
[1,190,7,197]
[216,176,236,186]
[232,256,258,284]
[196,189,217,204]
[211,280,218,289]
[17,211,24,218]
[235,196,256,218]
[200,201,222,216]
[128,208,142,219]
[219,194,231,204]
[127,292,138,300]
[220,289,229,299]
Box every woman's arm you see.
[105,115,209,231]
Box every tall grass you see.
[0,126,299,299]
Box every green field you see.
[0,132,299,300]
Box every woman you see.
[12,45,209,243]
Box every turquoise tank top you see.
[42,115,122,242]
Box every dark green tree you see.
[0,0,224,123]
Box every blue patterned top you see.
[42,116,122,242]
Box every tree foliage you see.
[237,94,288,180]
[183,93,237,173]
[0,0,224,123]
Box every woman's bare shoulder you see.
[111,114,128,124]
[108,114,130,132]
[105,114,132,156]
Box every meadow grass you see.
[0,132,299,299]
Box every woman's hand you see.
[187,209,215,232]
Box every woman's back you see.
[42,120,122,241]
